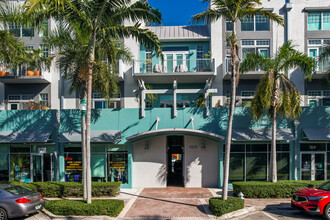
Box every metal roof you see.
[60,130,121,143]
[232,128,295,141]
[0,130,52,143]
[303,128,330,141]
[126,128,223,142]
[147,25,210,41]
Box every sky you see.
[148,0,208,26]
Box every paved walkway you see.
[119,187,216,219]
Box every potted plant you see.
[27,49,52,76]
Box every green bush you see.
[232,180,326,198]
[209,197,244,216]
[9,181,121,198]
[45,199,124,217]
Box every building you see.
[0,0,329,188]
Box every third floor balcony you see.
[133,58,215,84]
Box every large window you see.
[8,22,34,37]
[226,143,290,182]
[10,146,31,182]
[308,39,330,72]
[93,93,121,109]
[241,14,270,31]
[308,12,330,31]
[307,90,330,107]
[241,40,270,71]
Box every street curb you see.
[217,206,257,219]
[41,209,116,220]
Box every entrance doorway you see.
[31,153,53,182]
[301,153,326,180]
[167,136,184,186]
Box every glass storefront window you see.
[10,154,30,182]
[229,153,244,182]
[301,143,326,151]
[10,146,30,153]
[108,153,128,184]
[228,143,290,182]
[246,153,267,181]
[64,153,82,182]
[0,154,9,181]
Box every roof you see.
[126,128,223,142]
[232,128,295,141]
[60,130,121,143]
[147,25,210,41]
[0,130,52,143]
[303,128,330,141]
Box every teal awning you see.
[232,128,295,141]
[60,130,121,143]
[303,128,330,141]
[0,130,52,143]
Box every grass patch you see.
[232,180,326,198]
[209,197,244,216]
[45,199,124,217]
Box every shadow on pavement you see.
[264,203,323,219]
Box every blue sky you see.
[148,0,208,26]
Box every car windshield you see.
[5,186,33,195]
[316,182,330,191]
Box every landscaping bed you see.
[232,180,326,198]
[209,197,244,216]
[45,199,124,217]
[6,181,121,198]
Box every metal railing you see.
[133,58,215,74]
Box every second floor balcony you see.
[133,58,215,84]
[0,67,50,84]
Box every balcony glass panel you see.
[135,58,213,74]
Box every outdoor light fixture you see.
[144,143,149,150]
[80,98,87,117]
[201,139,206,149]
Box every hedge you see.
[209,197,244,216]
[45,199,124,217]
[7,181,121,198]
[232,180,326,198]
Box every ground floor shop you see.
[0,107,328,187]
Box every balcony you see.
[0,68,50,84]
[224,57,265,80]
[133,58,215,84]
[311,60,330,79]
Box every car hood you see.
[294,188,329,197]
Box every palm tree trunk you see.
[271,76,278,182]
[81,82,87,200]
[86,30,97,204]
[222,23,237,200]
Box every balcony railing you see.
[133,58,215,74]
[312,58,330,72]
[0,68,42,77]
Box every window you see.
[25,45,34,51]
[93,93,121,109]
[39,20,48,37]
[8,94,34,101]
[226,143,290,182]
[197,45,204,71]
[241,40,270,71]
[226,19,233,31]
[308,12,330,31]
[241,91,255,107]
[8,22,34,37]
[308,39,330,72]
[145,48,152,73]
[241,14,270,31]
[39,45,49,57]
[39,93,48,107]
[307,90,330,106]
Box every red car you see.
[292,181,330,219]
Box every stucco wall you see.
[184,136,218,188]
[132,136,167,188]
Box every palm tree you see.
[241,41,314,182]
[24,0,162,203]
[318,43,330,88]
[191,0,284,200]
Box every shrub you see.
[10,181,121,198]
[232,180,326,198]
[209,197,244,216]
[45,199,124,217]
